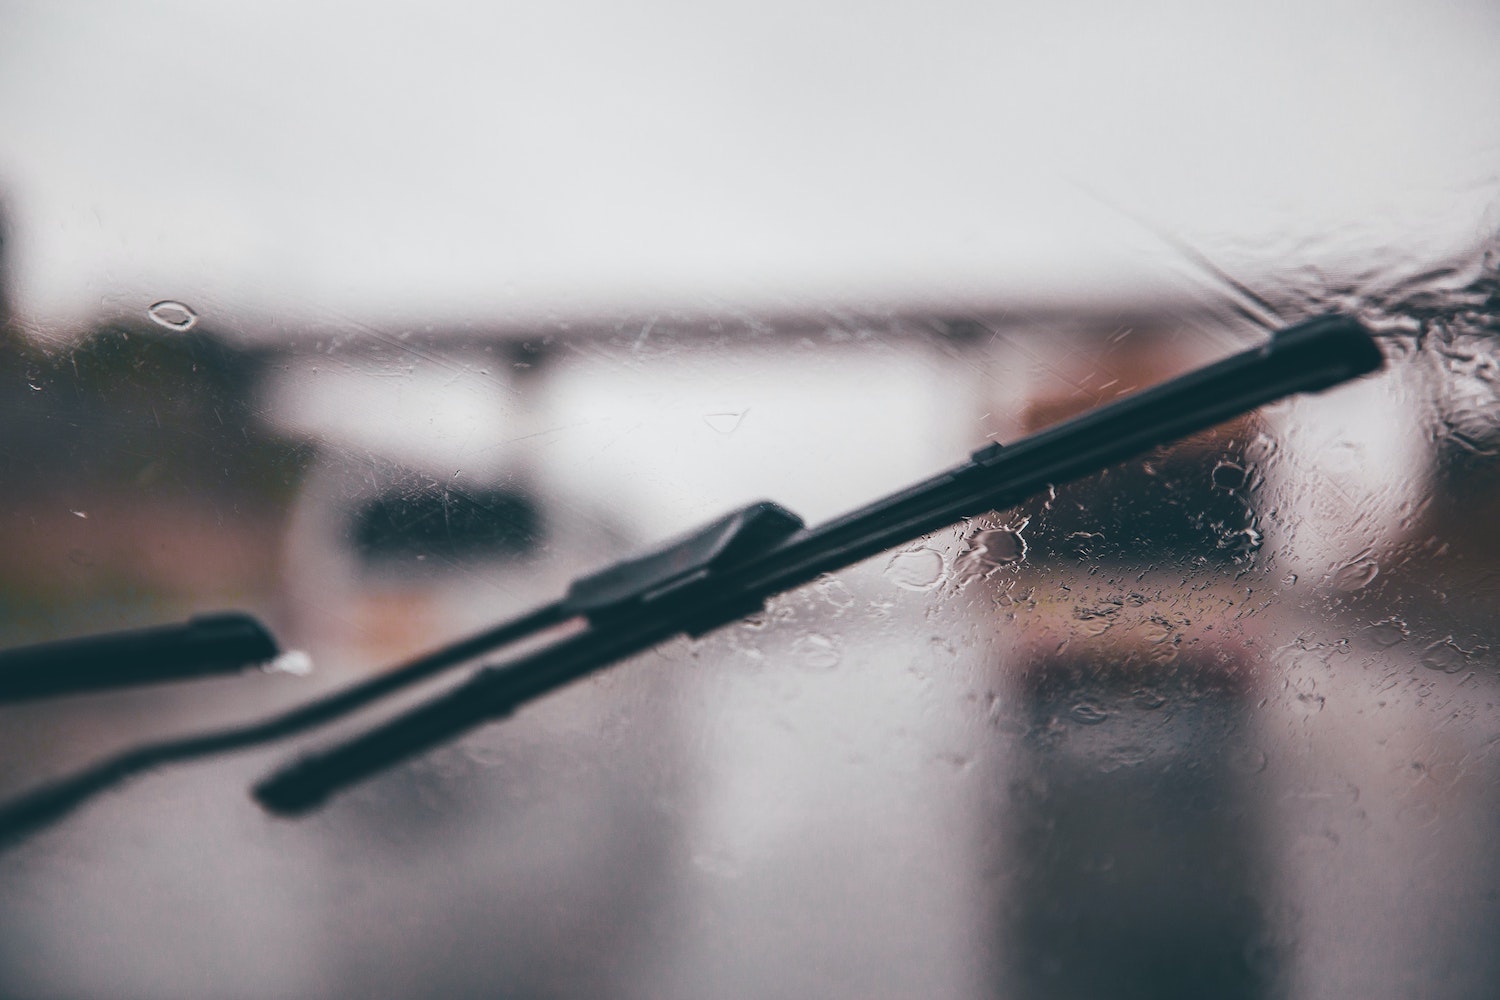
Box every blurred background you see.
[1,1,1498,997]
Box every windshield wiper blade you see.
[251,314,1384,814]
[0,314,1381,848]
[0,613,278,702]
[0,602,571,847]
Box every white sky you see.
[1,0,1497,339]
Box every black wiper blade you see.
[0,314,1381,847]
[0,613,278,702]
[0,602,572,847]
[252,314,1384,814]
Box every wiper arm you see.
[0,314,1381,847]
[0,613,278,702]
[253,314,1384,814]
[0,603,571,846]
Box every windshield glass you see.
[1,3,1498,998]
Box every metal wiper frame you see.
[0,314,1383,846]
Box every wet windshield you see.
[1,2,1498,998]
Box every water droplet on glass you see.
[263,650,314,676]
[1221,525,1264,555]
[1323,440,1363,475]
[1286,674,1325,714]
[1067,530,1104,557]
[886,547,945,590]
[1294,691,1326,714]
[1069,700,1109,725]
[1246,431,1279,463]
[1420,638,1467,674]
[813,574,855,609]
[1211,460,1248,491]
[966,526,1027,569]
[1366,617,1408,647]
[1132,688,1166,710]
[793,633,841,670]
[1332,557,1379,591]
[702,410,747,435]
[1133,617,1174,646]
[147,300,199,331]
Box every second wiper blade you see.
[253,314,1384,813]
[0,613,278,702]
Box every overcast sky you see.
[1,0,1497,339]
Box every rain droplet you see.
[1221,525,1264,555]
[1323,440,1363,475]
[1067,531,1104,556]
[886,548,945,591]
[1366,617,1408,647]
[1132,688,1166,710]
[1332,557,1379,591]
[1286,674,1325,714]
[966,526,1027,569]
[1211,460,1248,491]
[1246,431,1279,463]
[1069,701,1109,725]
[1133,617,1174,645]
[702,410,747,435]
[263,649,314,676]
[1294,691,1326,714]
[792,633,841,671]
[147,300,199,331]
[1420,638,1467,674]
[814,575,855,609]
